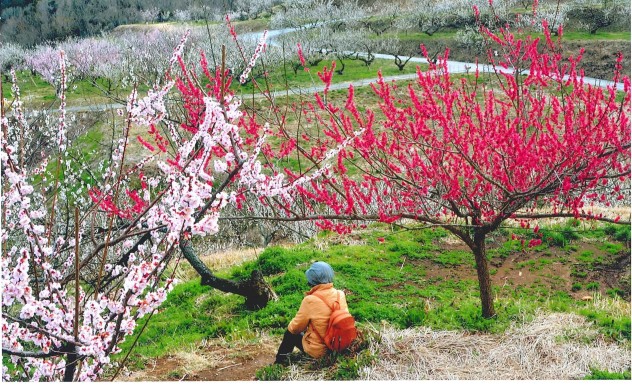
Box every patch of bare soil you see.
[115,336,278,381]
[585,252,631,301]
[188,346,274,381]
[428,238,631,301]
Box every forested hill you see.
[0,0,388,47]
[0,0,230,47]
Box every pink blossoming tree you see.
[0,29,355,381]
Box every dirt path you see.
[116,335,278,381]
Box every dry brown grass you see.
[355,312,631,380]
[112,22,195,34]
[173,247,263,282]
[199,248,264,271]
[509,206,631,228]
[589,293,631,319]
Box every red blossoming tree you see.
[275,22,630,318]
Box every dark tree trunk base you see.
[473,231,496,318]
[180,240,277,309]
[242,270,278,309]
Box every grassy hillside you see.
[111,220,631,380]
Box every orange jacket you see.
[287,283,349,358]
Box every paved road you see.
[21,72,420,116]
[236,71,421,101]
[247,27,624,91]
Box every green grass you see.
[113,19,270,34]
[584,368,631,380]
[122,18,271,35]
[188,17,270,33]
[577,250,595,263]
[526,31,631,41]
[578,308,631,342]
[5,57,420,108]
[2,70,148,107]
[116,223,630,371]
[30,127,107,202]
[255,364,287,380]
[603,224,631,243]
[232,58,423,96]
[539,225,581,248]
[488,239,522,260]
[2,71,56,103]
[599,242,624,255]
[586,282,600,290]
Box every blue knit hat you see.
[305,261,334,286]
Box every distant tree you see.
[1,0,144,46]
[1,0,35,7]
[380,37,417,71]
[233,0,275,20]
[0,42,26,78]
[139,7,160,23]
[173,9,192,21]
[361,3,401,36]
[56,37,126,97]
[450,0,521,29]
[0,5,39,46]
[532,1,571,36]
[279,28,331,73]
[25,45,62,85]
[323,27,388,72]
[403,0,451,36]
[454,25,486,55]
[400,0,519,36]
[517,0,536,10]
[33,0,56,40]
[570,0,630,34]
[272,0,365,30]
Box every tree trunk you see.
[394,55,411,71]
[336,59,345,75]
[63,345,77,382]
[472,231,496,318]
[179,240,277,309]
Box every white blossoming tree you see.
[1,28,358,381]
